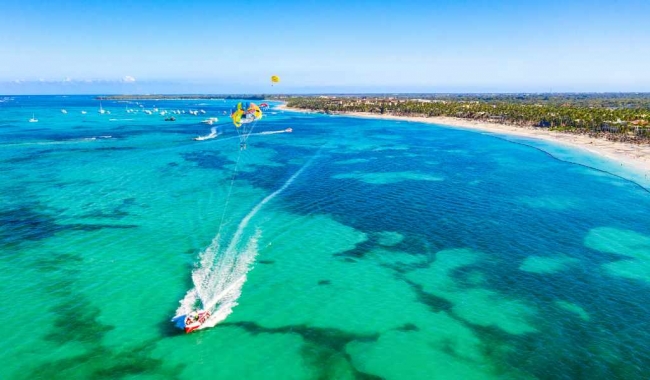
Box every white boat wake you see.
[194,127,218,141]
[174,155,313,330]
[257,128,292,136]
[0,136,113,148]
[192,128,291,143]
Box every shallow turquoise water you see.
[1,96,649,379]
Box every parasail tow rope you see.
[214,148,243,242]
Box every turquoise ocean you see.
[1,95,649,379]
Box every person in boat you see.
[186,311,199,325]
[240,142,247,150]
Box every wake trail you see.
[192,128,291,143]
[194,127,219,141]
[0,136,113,148]
[175,153,316,329]
[257,129,292,136]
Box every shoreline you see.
[277,104,650,182]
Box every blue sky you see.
[1,0,649,94]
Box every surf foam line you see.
[175,153,318,329]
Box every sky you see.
[1,0,649,94]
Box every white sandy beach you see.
[278,105,650,180]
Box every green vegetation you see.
[285,94,650,143]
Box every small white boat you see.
[81,110,87,114]
[61,109,68,114]
[29,114,38,123]
[99,101,106,114]
[201,117,219,125]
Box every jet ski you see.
[172,310,211,333]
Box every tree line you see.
[286,96,650,143]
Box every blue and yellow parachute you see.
[230,102,263,147]
[230,102,262,128]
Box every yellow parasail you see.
[271,75,280,85]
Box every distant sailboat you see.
[61,109,68,114]
[99,101,106,114]
[29,114,38,123]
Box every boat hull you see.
[178,310,211,333]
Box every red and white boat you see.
[182,310,211,333]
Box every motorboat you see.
[171,310,211,333]
[201,117,219,125]
[194,127,218,141]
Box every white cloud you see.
[122,75,136,83]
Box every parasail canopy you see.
[230,102,263,146]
